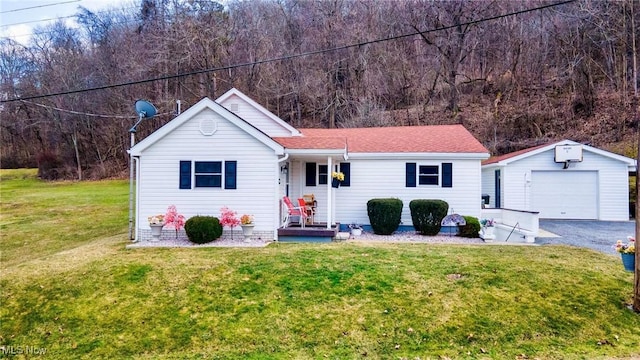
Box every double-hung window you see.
[195,161,222,187]
[418,165,439,185]
[406,162,452,188]
[305,162,351,187]
[318,165,328,185]
[179,160,237,189]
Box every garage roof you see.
[482,140,636,170]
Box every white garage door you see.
[531,171,598,219]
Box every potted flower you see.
[480,218,495,227]
[348,223,363,236]
[479,218,495,238]
[240,214,255,242]
[332,171,345,188]
[220,207,240,240]
[614,237,635,272]
[147,214,165,241]
[164,205,185,239]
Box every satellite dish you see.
[135,100,157,118]
[130,100,157,133]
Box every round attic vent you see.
[199,118,217,136]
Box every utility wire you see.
[21,100,173,119]
[0,5,138,41]
[0,0,80,14]
[1,0,576,104]
[1,16,137,39]
[2,15,77,28]
[1,5,139,28]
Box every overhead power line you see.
[0,0,80,14]
[0,4,138,38]
[21,100,174,119]
[1,15,77,28]
[1,16,137,39]
[1,0,576,104]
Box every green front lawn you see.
[1,170,638,359]
[0,169,129,269]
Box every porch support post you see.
[274,156,281,240]
[327,156,332,229]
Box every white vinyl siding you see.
[293,158,482,226]
[598,163,631,220]
[137,107,279,234]
[481,166,499,208]
[218,94,294,137]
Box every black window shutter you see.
[442,162,453,188]
[406,163,416,187]
[179,161,191,189]
[305,162,316,186]
[340,163,351,187]
[225,161,237,189]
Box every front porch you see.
[277,222,341,242]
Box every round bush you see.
[458,216,481,238]
[184,216,223,244]
[367,198,403,235]
[409,199,449,235]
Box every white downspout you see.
[133,156,140,242]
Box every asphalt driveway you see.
[536,219,635,255]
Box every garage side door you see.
[531,171,598,219]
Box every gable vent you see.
[199,118,217,136]
[230,103,239,112]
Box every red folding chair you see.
[282,196,307,228]
[298,198,314,225]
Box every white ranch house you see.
[129,88,491,241]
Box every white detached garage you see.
[481,140,636,221]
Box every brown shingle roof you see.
[482,143,550,165]
[272,136,346,150]
[273,125,488,153]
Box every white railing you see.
[480,208,539,243]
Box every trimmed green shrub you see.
[409,199,449,235]
[458,216,481,238]
[184,216,223,244]
[367,198,403,235]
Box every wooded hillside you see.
[1,0,638,180]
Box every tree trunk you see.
[71,131,83,181]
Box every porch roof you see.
[273,136,346,150]
[274,125,489,154]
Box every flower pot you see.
[351,228,362,236]
[241,224,255,242]
[621,253,635,272]
[332,178,341,188]
[479,226,495,242]
[483,226,494,237]
[149,224,164,241]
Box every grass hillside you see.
[0,170,638,359]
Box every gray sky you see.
[1,0,132,44]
